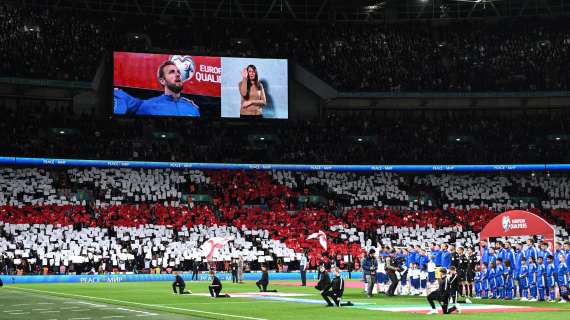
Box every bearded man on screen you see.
[114,60,200,117]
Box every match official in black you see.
[231,259,239,283]
[208,271,230,298]
[172,273,191,294]
[191,259,199,281]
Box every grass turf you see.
[1,280,569,320]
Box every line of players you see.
[369,245,479,298]
[478,240,569,302]
[370,240,570,303]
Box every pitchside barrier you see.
[0,271,362,284]
[2,156,570,172]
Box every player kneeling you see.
[321,268,353,307]
[172,273,192,294]
[256,265,278,292]
[208,271,230,298]
[427,268,459,315]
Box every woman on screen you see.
[239,65,266,118]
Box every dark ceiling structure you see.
[8,0,570,21]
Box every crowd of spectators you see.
[1,4,570,91]
[0,4,116,81]
[0,167,569,275]
[1,104,568,164]
[271,19,570,91]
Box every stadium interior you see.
[0,1,569,319]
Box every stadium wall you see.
[0,272,362,284]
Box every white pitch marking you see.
[12,304,27,306]
[32,308,51,311]
[60,307,83,310]
[102,316,126,319]
[10,287,269,320]
[116,307,158,316]
[38,302,55,305]
[8,312,31,315]
[165,301,280,305]
[4,309,23,312]
[74,301,108,308]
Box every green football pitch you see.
[0,280,569,320]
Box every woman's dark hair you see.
[245,64,260,100]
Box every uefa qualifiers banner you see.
[6,157,554,172]
[0,271,362,285]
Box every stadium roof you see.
[10,0,570,21]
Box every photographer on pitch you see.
[362,249,378,297]
[385,249,403,296]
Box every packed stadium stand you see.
[1,168,568,275]
[1,106,569,164]
[1,4,570,91]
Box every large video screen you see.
[113,52,288,119]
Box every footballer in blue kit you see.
[474,266,482,298]
[554,243,564,269]
[526,239,539,263]
[519,257,529,300]
[536,256,546,301]
[504,262,514,300]
[513,243,524,299]
[440,244,451,269]
[566,243,570,268]
[481,264,489,298]
[546,255,556,301]
[114,60,200,117]
[488,262,496,298]
[529,256,538,301]
[495,258,505,299]
[558,254,569,303]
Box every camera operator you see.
[385,249,403,296]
